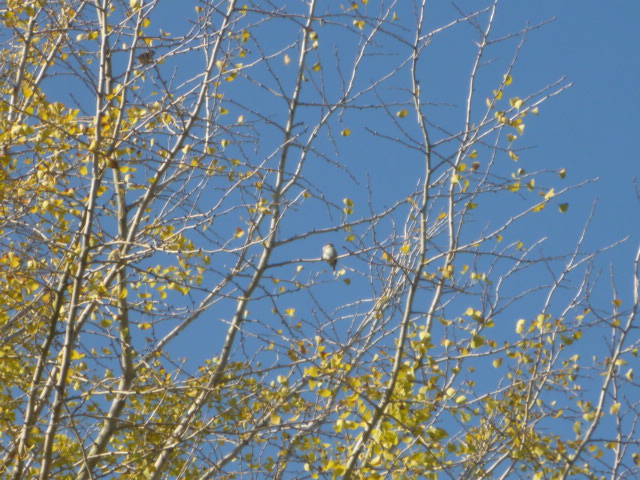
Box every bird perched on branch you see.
[137,50,155,66]
[322,243,338,271]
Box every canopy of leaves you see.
[0,1,638,480]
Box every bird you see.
[137,50,155,66]
[322,243,338,271]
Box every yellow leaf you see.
[139,322,151,330]
[400,244,410,254]
[503,74,513,85]
[510,97,524,109]
[558,203,569,213]
[610,402,621,414]
[469,150,478,159]
[543,188,556,200]
[559,168,567,179]
[396,109,408,118]
[471,335,484,349]
[532,203,546,212]
[353,19,365,30]
[515,124,525,135]
[285,308,296,317]
[70,350,85,360]
[508,150,519,161]
[343,198,354,207]
[234,227,245,238]
[284,53,291,66]
[613,298,623,307]
[312,63,321,71]
[341,128,351,136]
[516,319,526,335]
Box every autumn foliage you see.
[0,1,638,480]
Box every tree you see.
[0,1,638,479]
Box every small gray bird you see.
[322,243,338,271]
[137,50,155,66]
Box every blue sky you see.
[126,1,640,369]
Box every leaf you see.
[503,74,513,86]
[70,350,85,360]
[532,203,546,212]
[353,19,366,30]
[341,128,351,136]
[558,203,569,213]
[510,97,524,109]
[470,335,485,349]
[396,109,408,118]
[285,308,296,317]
